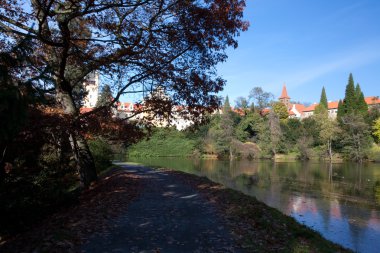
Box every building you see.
[278,84,307,119]
[83,71,100,108]
[278,84,380,119]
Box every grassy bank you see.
[165,168,352,253]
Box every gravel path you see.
[82,164,242,253]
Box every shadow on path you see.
[82,165,241,253]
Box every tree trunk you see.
[69,131,97,188]
[0,145,7,181]
[327,139,332,161]
[57,89,98,188]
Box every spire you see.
[279,84,290,99]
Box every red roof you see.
[260,108,271,116]
[293,104,306,113]
[303,101,339,112]
[279,84,290,99]
[80,107,93,113]
[303,104,317,112]
[328,101,339,109]
[365,96,380,105]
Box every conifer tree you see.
[96,85,113,108]
[314,87,328,116]
[223,96,232,114]
[337,100,344,120]
[320,86,328,109]
[355,83,368,115]
[343,73,356,114]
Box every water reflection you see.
[127,157,380,253]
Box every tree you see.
[249,87,274,111]
[235,111,262,142]
[319,86,328,109]
[337,99,344,120]
[355,83,368,116]
[271,101,289,120]
[96,85,113,108]
[0,1,248,187]
[267,111,282,156]
[341,73,357,115]
[223,96,232,114]
[373,118,380,143]
[340,114,372,162]
[319,118,340,161]
[281,118,302,147]
[235,96,249,114]
[314,86,328,115]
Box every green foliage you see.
[88,137,113,172]
[355,84,368,116]
[368,144,380,162]
[337,99,344,120]
[128,128,196,157]
[235,112,263,142]
[343,73,356,114]
[319,86,328,109]
[340,114,372,162]
[96,85,113,107]
[281,118,302,148]
[338,74,368,119]
[271,101,289,119]
[301,117,320,145]
[373,117,380,143]
[297,136,314,160]
[223,96,231,113]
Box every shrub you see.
[88,137,113,172]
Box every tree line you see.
[128,73,380,162]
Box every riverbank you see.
[1,164,352,253]
[162,167,351,253]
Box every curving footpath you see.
[82,165,242,253]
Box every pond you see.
[126,157,380,253]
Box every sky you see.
[217,0,380,105]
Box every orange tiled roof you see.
[303,104,317,112]
[328,101,339,109]
[303,101,339,112]
[293,104,306,113]
[365,96,380,105]
[80,107,93,113]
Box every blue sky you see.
[218,0,380,105]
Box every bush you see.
[368,144,380,162]
[88,137,113,172]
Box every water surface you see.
[126,157,380,253]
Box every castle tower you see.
[83,71,99,108]
[279,84,291,108]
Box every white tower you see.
[83,71,99,108]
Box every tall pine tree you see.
[337,99,345,121]
[314,86,328,116]
[320,86,328,109]
[355,83,368,115]
[222,96,232,114]
[96,85,113,107]
[343,73,356,114]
